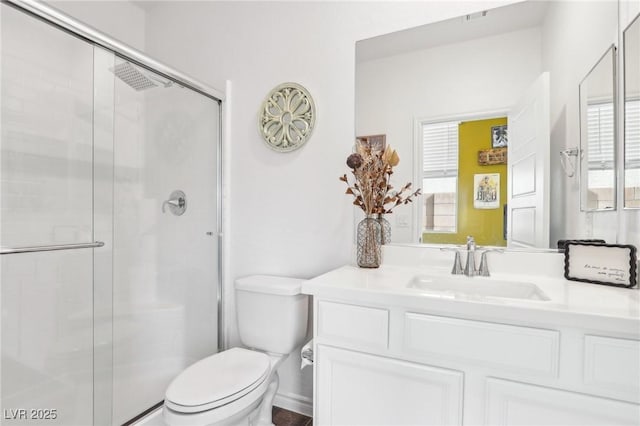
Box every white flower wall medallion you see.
[259,82,316,152]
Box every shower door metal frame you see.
[2,0,227,350]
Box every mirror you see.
[356,0,619,248]
[579,45,617,211]
[624,13,640,208]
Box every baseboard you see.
[273,391,313,417]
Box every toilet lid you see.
[165,347,270,411]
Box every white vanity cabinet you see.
[311,298,640,426]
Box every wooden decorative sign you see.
[356,134,386,151]
[478,147,507,165]
[564,242,637,288]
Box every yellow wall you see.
[423,117,507,246]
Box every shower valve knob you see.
[162,190,187,216]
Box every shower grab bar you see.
[0,241,104,255]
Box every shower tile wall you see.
[1,7,93,247]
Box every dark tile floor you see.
[272,406,312,426]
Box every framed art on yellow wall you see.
[474,173,500,209]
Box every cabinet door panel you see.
[316,345,463,426]
[486,378,640,425]
[584,335,640,402]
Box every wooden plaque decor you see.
[564,242,637,288]
[478,147,507,165]
[356,134,386,151]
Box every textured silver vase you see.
[357,215,381,268]
[377,214,392,245]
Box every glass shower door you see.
[0,4,110,425]
[112,58,219,424]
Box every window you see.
[421,120,459,233]
[625,99,640,206]
[626,99,640,169]
[586,102,615,209]
[587,102,615,170]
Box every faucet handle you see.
[451,250,464,275]
[451,250,463,275]
[439,247,464,275]
[478,249,504,277]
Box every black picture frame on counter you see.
[564,242,637,288]
[557,239,606,251]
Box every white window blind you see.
[422,121,459,178]
[587,102,614,170]
[625,99,640,170]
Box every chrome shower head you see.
[113,61,172,91]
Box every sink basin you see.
[408,274,550,301]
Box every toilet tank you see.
[235,275,309,355]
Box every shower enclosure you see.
[0,2,222,424]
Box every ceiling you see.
[131,0,160,12]
[356,1,550,63]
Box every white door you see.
[507,72,550,248]
[315,345,463,425]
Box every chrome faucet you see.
[440,236,476,276]
[442,236,504,277]
[464,236,477,277]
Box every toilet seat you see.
[165,347,271,414]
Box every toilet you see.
[163,275,309,426]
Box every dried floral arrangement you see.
[340,142,421,215]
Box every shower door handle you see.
[0,241,105,255]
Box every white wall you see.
[45,0,146,51]
[143,0,519,414]
[356,27,542,243]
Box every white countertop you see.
[302,258,640,334]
